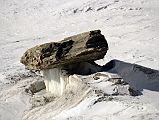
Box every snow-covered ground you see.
[0,0,159,120]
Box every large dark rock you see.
[21,30,108,70]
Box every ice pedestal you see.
[43,68,69,96]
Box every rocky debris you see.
[128,87,142,96]
[93,96,114,105]
[6,71,38,84]
[108,78,128,86]
[21,30,108,70]
[111,79,141,96]
[25,80,46,95]
[30,93,55,108]
[94,89,110,97]
[93,86,141,105]
[93,73,109,80]
[82,72,141,97]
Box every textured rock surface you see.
[21,30,108,70]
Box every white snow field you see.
[0,0,159,120]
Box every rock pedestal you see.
[21,30,108,96]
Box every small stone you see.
[93,76,100,80]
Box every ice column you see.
[43,68,69,96]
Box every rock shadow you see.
[102,59,159,92]
[63,59,159,93]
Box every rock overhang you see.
[21,30,108,70]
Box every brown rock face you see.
[21,30,108,70]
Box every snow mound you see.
[23,75,91,120]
